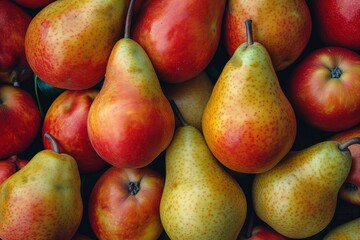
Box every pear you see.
[202,19,297,174]
[323,217,360,240]
[160,101,247,240]
[163,71,214,131]
[0,132,83,240]
[87,0,175,168]
[252,138,359,239]
[25,0,129,90]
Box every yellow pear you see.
[163,71,214,131]
[202,19,296,174]
[160,101,247,240]
[0,132,83,240]
[323,217,360,240]
[252,139,357,239]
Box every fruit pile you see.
[0,0,360,239]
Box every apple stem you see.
[169,100,188,127]
[330,66,342,78]
[44,132,60,154]
[124,0,136,39]
[128,181,140,195]
[245,19,254,46]
[338,137,360,151]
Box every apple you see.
[287,47,360,132]
[238,225,288,240]
[88,166,165,240]
[0,0,32,85]
[42,89,108,174]
[329,126,360,206]
[223,0,312,71]
[309,0,360,51]
[0,160,16,185]
[0,155,29,185]
[0,84,41,159]
[12,0,55,9]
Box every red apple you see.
[0,155,29,185]
[12,0,55,9]
[0,160,16,185]
[0,0,32,85]
[287,47,360,132]
[42,89,108,174]
[0,84,41,159]
[329,126,360,206]
[310,0,360,50]
[238,225,288,240]
[88,166,165,240]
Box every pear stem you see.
[169,100,188,127]
[124,0,136,39]
[338,137,360,151]
[245,19,254,45]
[244,209,255,239]
[44,132,60,154]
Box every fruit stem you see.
[124,0,136,39]
[338,137,360,151]
[245,19,254,45]
[128,181,140,195]
[330,66,342,78]
[44,132,60,154]
[169,100,188,127]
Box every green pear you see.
[0,132,83,240]
[323,217,360,240]
[163,71,214,131]
[25,0,129,90]
[252,139,358,239]
[87,0,175,168]
[202,19,297,174]
[160,101,247,240]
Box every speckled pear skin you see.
[252,141,352,239]
[202,39,296,174]
[323,217,360,240]
[0,150,83,240]
[160,125,247,240]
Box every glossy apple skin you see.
[224,0,312,71]
[42,89,108,174]
[0,84,41,159]
[88,167,165,240]
[238,225,288,240]
[132,0,226,83]
[0,0,32,84]
[329,126,360,206]
[0,155,29,185]
[12,0,55,9]
[0,161,16,185]
[287,47,360,132]
[310,0,360,50]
